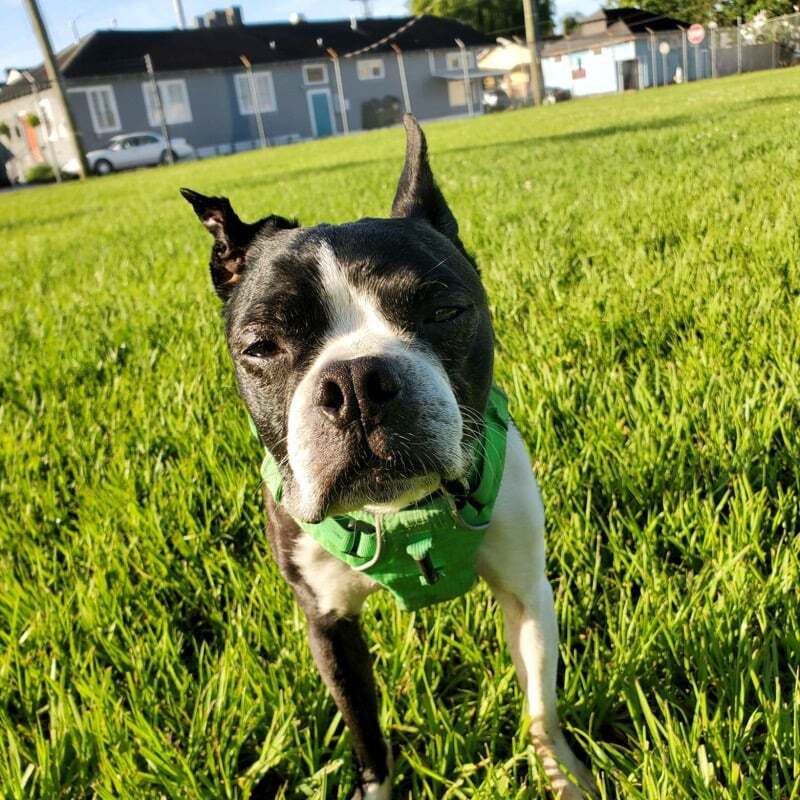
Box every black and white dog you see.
[182,115,595,799]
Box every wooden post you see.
[22,0,89,178]
[522,0,544,104]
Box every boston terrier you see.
[181,115,595,799]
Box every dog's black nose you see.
[315,357,401,429]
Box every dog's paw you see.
[350,778,391,800]
[530,722,598,799]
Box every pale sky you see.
[2,0,600,74]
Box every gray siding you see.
[62,46,485,155]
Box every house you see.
[0,10,498,180]
[480,7,711,100]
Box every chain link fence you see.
[640,11,800,88]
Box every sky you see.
[2,0,600,74]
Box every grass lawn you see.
[2,68,799,799]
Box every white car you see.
[62,132,195,176]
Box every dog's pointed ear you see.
[390,114,461,247]
[180,187,298,300]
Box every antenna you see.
[349,0,372,18]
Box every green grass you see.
[2,68,799,799]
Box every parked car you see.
[543,87,572,104]
[62,132,195,176]
[482,87,512,112]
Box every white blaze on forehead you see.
[315,241,404,346]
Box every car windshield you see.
[108,138,126,150]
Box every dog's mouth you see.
[286,433,458,523]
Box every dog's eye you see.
[244,339,281,359]
[427,306,465,324]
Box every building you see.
[481,7,712,100]
[0,10,497,181]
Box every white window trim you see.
[234,71,277,115]
[141,78,192,126]
[67,85,121,134]
[446,50,475,71]
[302,62,329,86]
[356,57,385,81]
[38,98,59,141]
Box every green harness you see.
[258,386,509,611]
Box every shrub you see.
[25,163,55,183]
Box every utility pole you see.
[172,0,187,29]
[144,54,174,163]
[522,0,544,105]
[22,0,89,178]
[21,71,61,182]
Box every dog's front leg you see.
[264,494,391,797]
[305,612,392,799]
[478,425,596,798]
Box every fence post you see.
[737,17,743,72]
[710,23,718,78]
[326,49,349,135]
[454,38,473,115]
[648,29,657,87]
[391,44,412,113]
[145,53,174,162]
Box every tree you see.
[561,13,583,34]
[609,0,796,26]
[413,0,555,38]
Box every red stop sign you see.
[687,23,705,45]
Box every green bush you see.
[24,163,56,184]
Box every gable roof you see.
[541,6,689,56]
[599,6,689,32]
[7,14,489,89]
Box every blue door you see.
[309,91,334,137]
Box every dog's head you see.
[182,116,493,522]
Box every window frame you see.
[141,78,192,126]
[234,71,278,115]
[302,63,329,86]
[356,58,385,81]
[73,85,121,134]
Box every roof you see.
[0,44,80,103]
[541,6,690,56]
[594,7,690,32]
[1,14,491,104]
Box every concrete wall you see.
[0,85,78,181]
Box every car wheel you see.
[160,149,177,165]
[94,159,113,176]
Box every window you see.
[234,71,277,114]
[357,58,385,80]
[446,51,463,71]
[448,80,466,107]
[303,63,328,85]
[84,86,121,133]
[142,79,192,125]
[38,98,58,141]
[446,50,474,71]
